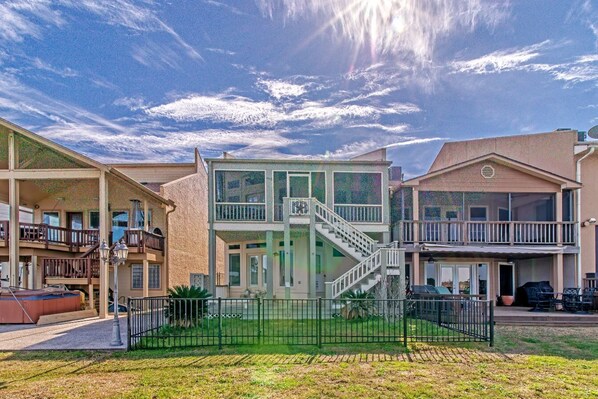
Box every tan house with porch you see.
[393,129,597,303]
[0,118,217,318]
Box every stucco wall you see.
[161,170,225,289]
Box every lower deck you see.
[494,306,598,325]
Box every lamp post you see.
[100,239,129,346]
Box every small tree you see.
[167,285,212,328]
[340,289,375,320]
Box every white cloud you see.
[452,41,598,87]
[30,58,78,78]
[257,79,307,99]
[257,0,508,64]
[205,48,236,56]
[0,1,201,67]
[451,41,550,74]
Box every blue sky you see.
[0,0,596,177]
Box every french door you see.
[247,254,268,290]
[439,265,474,295]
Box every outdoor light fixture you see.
[100,239,129,346]
[583,217,597,227]
[427,256,435,263]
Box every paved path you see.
[0,316,127,351]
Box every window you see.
[135,209,152,229]
[279,250,294,286]
[42,211,60,226]
[334,172,382,204]
[215,171,265,203]
[248,255,259,286]
[229,254,241,286]
[89,211,100,230]
[469,207,487,221]
[112,211,129,242]
[311,172,325,203]
[423,207,441,220]
[131,264,161,290]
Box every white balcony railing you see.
[215,203,266,221]
[334,204,382,223]
[397,220,577,246]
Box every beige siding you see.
[113,164,197,185]
[430,131,577,180]
[417,161,561,193]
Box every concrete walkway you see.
[0,316,127,351]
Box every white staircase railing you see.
[325,248,402,298]
[312,199,377,257]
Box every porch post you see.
[208,160,216,295]
[283,197,291,299]
[412,252,420,285]
[309,199,317,298]
[142,259,149,297]
[412,189,419,244]
[143,199,149,231]
[553,253,564,294]
[398,248,406,300]
[30,255,37,289]
[555,191,563,245]
[380,248,388,301]
[266,230,274,299]
[99,170,109,318]
[8,178,19,287]
[88,283,95,310]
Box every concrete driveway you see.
[0,316,127,351]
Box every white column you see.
[309,199,317,298]
[143,199,149,231]
[266,230,274,299]
[8,131,19,288]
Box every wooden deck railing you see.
[583,278,597,289]
[42,257,101,284]
[334,204,383,223]
[397,220,578,246]
[0,221,99,249]
[215,203,266,221]
[124,230,165,253]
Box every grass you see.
[1,326,597,398]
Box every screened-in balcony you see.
[214,169,385,224]
[394,190,577,246]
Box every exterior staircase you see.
[287,198,403,299]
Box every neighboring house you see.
[0,118,218,318]
[206,149,404,299]
[392,129,591,302]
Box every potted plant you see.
[500,294,514,306]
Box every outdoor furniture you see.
[562,287,581,312]
[579,288,596,313]
[528,287,551,311]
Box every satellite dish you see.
[589,125,598,140]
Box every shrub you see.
[340,289,375,320]
[167,285,212,328]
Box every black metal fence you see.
[127,297,494,350]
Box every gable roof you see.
[403,153,581,189]
[0,118,174,206]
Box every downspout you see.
[165,202,177,292]
[576,147,595,287]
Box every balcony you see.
[0,221,99,250]
[397,220,577,246]
[42,257,101,283]
[215,203,266,222]
[123,229,165,253]
[334,204,382,223]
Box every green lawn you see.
[1,326,597,399]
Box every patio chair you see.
[528,287,550,312]
[579,288,596,314]
[562,287,581,312]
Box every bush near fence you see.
[128,297,494,350]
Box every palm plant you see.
[340,289,375,320]
[167,285,212,328]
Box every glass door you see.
[288,173,310,198]
[438,264,475,295]
[67,212,83,244]
[247,254,268,291]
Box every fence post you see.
[489,300,495,347]
[127,297,132,350]
[317,297,322,348]
[403,298,408,347]
[218,297,223,350]
[257,297,262,345]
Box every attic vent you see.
[481,165,495,179]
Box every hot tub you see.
[0,289,81,324]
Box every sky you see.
[0,0,596,177]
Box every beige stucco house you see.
[392,129,597,303]
[0,118,220,318]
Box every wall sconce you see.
[583,217,597,227]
